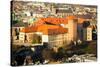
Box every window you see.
[25,35,27,41]
[32,34,42,44]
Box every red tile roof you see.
[21,24,68,35]
[33,16,86,25]
[35,17,68,25]
[20,26,38,33]
[20,16,86,34]
[48,27,68,35]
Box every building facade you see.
[83,26,92,41]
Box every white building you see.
[83,26,92,41]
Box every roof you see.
[20,24,68,35]
[48,27,68,35]
[35,17,69,26]
[20,26,38,33]
[34,16,78,25]
[56,9,73,13]
[76,14,93,19]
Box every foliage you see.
[83,21,90,28]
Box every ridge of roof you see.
[20,24,68,35]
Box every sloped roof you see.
[35,17,68,26]
[48,27,68,35]
[20,24,68,35]
[20,26,38,33]
[56,9,73,13]
[76,14,93,19]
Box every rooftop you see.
[35,16,77,25]
[56,8,73,13]
[76,14,93,19]
[20,24,68,35]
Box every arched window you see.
[25,35,27,41]
[15,28,19,40]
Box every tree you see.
[92,27,97,40]
[83,21,90,28]
[53,47,66,61]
